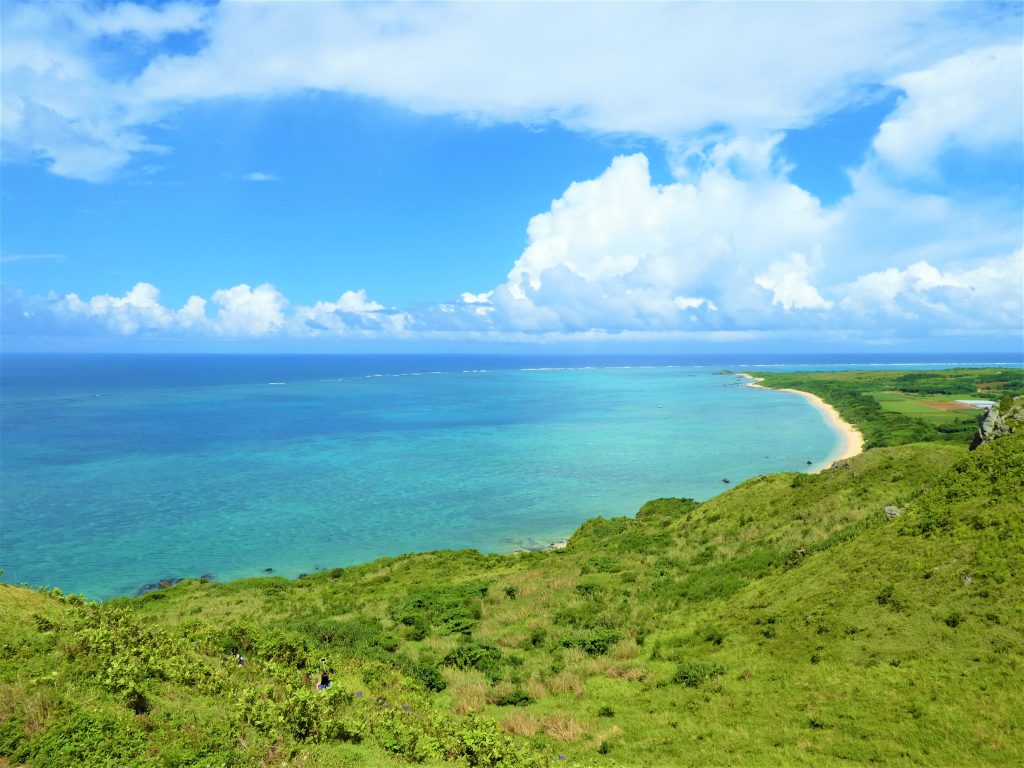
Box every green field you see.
[871,390,980,424]
[2,371,1022,767]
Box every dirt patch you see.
[921,401,973,411]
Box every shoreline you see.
[739,373,864,470]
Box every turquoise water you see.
[0,354,1011,599]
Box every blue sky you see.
[1,1,1022,353]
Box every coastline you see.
[739,373,864,470]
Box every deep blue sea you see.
[1,353,1018,599]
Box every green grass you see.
[871,390,982,423]
[2,375,1022,767]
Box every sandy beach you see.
[739,373,864,470]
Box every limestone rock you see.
[970,396,1024,449]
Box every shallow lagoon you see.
[1,353,1006,599]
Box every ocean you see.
[0,353,1016,599]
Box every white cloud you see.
[335,289,384,314]
[210,283,287,337]
[491,152,835,332]
[63,282,195,334]
[2,2,1013,180]
[0,2,206,180]
[49,282,411,339]
[874,43,1023,177]
[243,171,279,182]
[460,291,493,305]
[74,2,208,42]
[674,296,717,312]
[839,249,1023,327]
[24,241,1024,344]
[755,251,833,311]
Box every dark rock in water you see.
[263,567,274,573]
[806,460,813,465]
[722,478,731,484]
[136,576,183,596]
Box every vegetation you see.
[756,367,1024,449]
[2,372,1022,767]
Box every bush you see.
[672,661,726,687]
[252,629,308,666]
[703,625,725,646]
[561,628,622,656]
[441,642,503,679]
[390,583,487,636]
[10,709,147,767]
[414,662,447,692]
[494,688,534,707]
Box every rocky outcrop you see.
[970,396,1024,450]
[136,577,183,596]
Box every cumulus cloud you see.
[46,282,410,339]
[488,151,835,332]
[460,291,493,305]
[210,283,287,337]
[874,43,1023,177]
[2,1,1013,180]
[15,237,1022,345]
[755,251,833,311]
[451,146,1019,339]
[64,282,197,334]
[290,289,410,336]
[839,249,1023,327]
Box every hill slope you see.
[1,377,1021,767]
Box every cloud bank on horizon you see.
[2,1,1021,349]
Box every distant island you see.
[1,368,1022,767]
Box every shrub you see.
[575,582,599,598]
[494,688,534,707]
[671,661,726,687]
[582,555,620,573]
[703,625,725,645]
[441,642,503,679]
[561,628,622,656]
[415,662,448,692]
[390,583,487,636]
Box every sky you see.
[1,0,1022,354]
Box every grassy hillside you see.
[2,373,1022,767]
